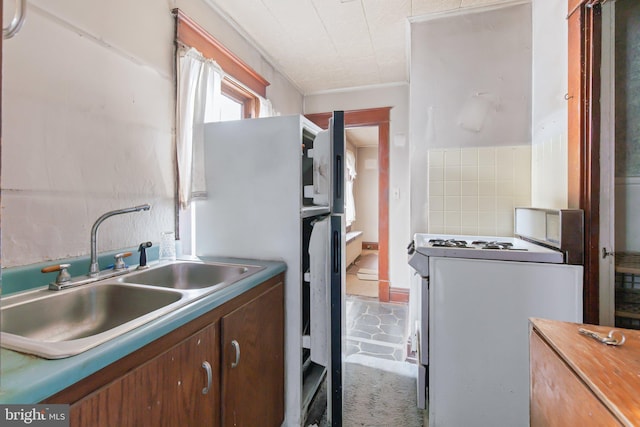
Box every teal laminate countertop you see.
[0,256,286,404]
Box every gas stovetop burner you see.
[429,239,471,248]
[472,240,523,250]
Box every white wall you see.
[531,0,568,208]
[1,0,302,268]
[353,146,379,242]
[410,3,533,237]
[305,84,411,289]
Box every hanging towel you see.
[308,216,330,367]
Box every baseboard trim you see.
[389,287,409,303]
[362,242,379,250]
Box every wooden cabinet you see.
[71,322,220,427]
[530,318,640,426]
[221,283,284,426]
[46,274,284,427]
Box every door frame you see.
[305,107,393,302]
[567,0,602,325]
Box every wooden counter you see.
[530,318,640,426]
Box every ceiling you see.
[205,0,514,94]
[347,127,378,148]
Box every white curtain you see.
[176,47,222,208]
[346,150,357,225]
[258,96,275,118]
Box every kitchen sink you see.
[121,261,264,291]
[0,283,186,359]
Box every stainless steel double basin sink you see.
[0,261,264,359]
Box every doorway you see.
[600,0,640,327]
[305,107,393,302]
[345,126,380,299]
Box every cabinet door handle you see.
[231,340,241,368]
[202,361,212,395]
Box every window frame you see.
[173,8,269,120]
[221,77,258,119]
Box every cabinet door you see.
[221,282,284,427]
[70,322,220,427]
[530,330,622,427]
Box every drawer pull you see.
[231,340,241,368]
[202,361,212,394]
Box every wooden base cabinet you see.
[71,323,220,427]
[221,282,284,426]
[46,275,285,427]
[530,318,640,426]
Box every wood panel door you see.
[221,282,284,427]
[530,329,622,426]
[70,323,220,427]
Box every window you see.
[173,9,272,255]
[173,8,269,119]
[221,78,258,119]
[219,93,243,121]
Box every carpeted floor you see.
[308,354,425,427]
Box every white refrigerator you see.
[196,113,346,426]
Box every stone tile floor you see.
[345,295,408,362]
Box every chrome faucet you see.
[89,204,151,277]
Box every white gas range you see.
[408,208,584,427]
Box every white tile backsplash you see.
[429,166,444,182]
[430,181,444,196]
[461,181,479,196]
[428,145,531,237]
[429,195,445,211]
[444,165,461,181]
[478,211,496,229]
[497,180,514,197]
[444,149,461,166]
[461,165,478,181]
[478,166,496,181]
[461,211,478,227]
[478,181,496,197]
[478,196,495,211]
[445,181,461,196]
[461,196,479,212]
[444,211,461,228]
[429,149,445,167]
[429,211,444,228]
[478,147,497,166]
[445,196,461,211]
[460,148,479,166]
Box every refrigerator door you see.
[330,111,345,214]
[327,214,346,426]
